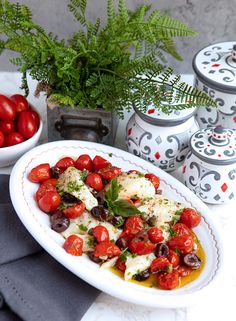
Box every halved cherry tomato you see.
[157,270,179,290]
[28,163,51,183]
[92,225,109,243]
[180,208,201,228]
[94,241,121,258]
[10,94,29,113]
[63,235,83,256]
[177,266,191,277]
[172,223,192,237]
[144,173,160,189]
[167,250,180,268]
[98,166,121,181]
[55,157,75,173]
[116,258,126,271]
[0,120,15,135]
[0,131,4,147]
[128,231,155,255]
[38,191,61,213]
[17,111,37,139]
[36,179,58,202]
[85,173,103,191]
[167,234,194,254]
[75,154,93,171]
[150,257,172,273]
[147,227,164,244]
[4,132,24,147]
[93,155,111,171]
[0,95,16,121]
[63,202,85,219]
[124,215,143,235]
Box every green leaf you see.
[105,178,121,203]
[112,200,142,217]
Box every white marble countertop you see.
[0,72,235,321]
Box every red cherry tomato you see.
[28,109,40,128]
[172,223,192,237]
[0,131,4,147]
[124,215,143,235]
[38,191,61,213]
[63,202,86,219]
[128,232,155,255]
[116,258,126,271]
[55,157,75,173]
[150,257,172,273]
[177,266,191,277]
[92,225,109,243]
[85,173,103,191]
[36,179,58,202]
[144,173,160,189]
[63,235,83,256]
[0,95,16,121]
[157,270,179,290]
[28,163,51,183]
[167,250,180,268]
[147,227,164,244]
[93,155,111,171]
[94,241,121,258]
[98,166,121,181]
[17,110,37,139]
[10,94,29,113]
[167,235,194,254]
[4,132,24,147]
[180,208,201,228]
[75,154,93,171]
[0,120,15,135]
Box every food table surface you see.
[0,72,235,321]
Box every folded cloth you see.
[0,175,100,321]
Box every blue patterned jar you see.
[192,41,236,129]
[183,126,236,204]
[125,105,199,172]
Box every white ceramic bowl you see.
[0,115,43,168]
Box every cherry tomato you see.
[0,131,4,147]
[38,191,61,213]
[28,163,51,183]
[94,241,121,258]
[92,225,109,243]
[4,132,24,147]
[28,109,40,128]
[0,120,15,135]
[75,154,93,171]
[144,173,160,189]
[147,227,164,244]
[167,250,180,268]
[180,208,201,228]
[0,95,16,121]
[115,258,126,271]
[63,235,83,256]
[124,215,143,235]
[157,270,179,290]
[85,173,103,191]
[17,110,37,139]
[150,257,172,273]
[177,266,191,277]
[36,179,58,202]
[167,235,194,254]
[93,155,111,171]
[98,166,121,181]
[63,202,86,219]
[55,157,75,173]
[10,94,29,113]
[128,232,155,255]
[172,223,192,237]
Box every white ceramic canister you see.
[192,41,236,129]
[183,126,236,204]
[126,105,199,172]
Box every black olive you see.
[133,231,148,242]
[50,166,60,179]
[155,243,169,257]
[111,215,125,228]
[91,206,109,221]
[88,251,103,264]
[147,216,158,227]
[115,237,128,250]
[155,189,162,195]
[62,193,78,203]
[182,253,201,269]
[134,269,150,281]
[95,191,106,205]
[50,210,70,232]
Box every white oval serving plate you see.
[9,140,224,308]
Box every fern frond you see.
[68,0,87,26]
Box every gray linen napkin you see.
[0,175,100,321]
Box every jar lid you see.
[190,127,236,165]
[133,103,196,126]
[192,41,236,93]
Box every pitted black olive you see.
[88,251,103,264]
[61,192,78,203]
[91,205,109,221]
[50,166,60,179]
[95,190,106,205]
[115,237,128,250]
[133,231,149,242]
[147,216,158,227]
[182,253,201,269]
[134,269,150,281]
[50,210,70,232]
[155,243,169,257]
[111,215,124,228]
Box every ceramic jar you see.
[192,41,236,129]
[126,105,199,172]
[183,127,236,204]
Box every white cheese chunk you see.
[124,253,156,281]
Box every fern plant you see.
[0,0,217,118]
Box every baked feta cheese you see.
[124,253,156,281]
